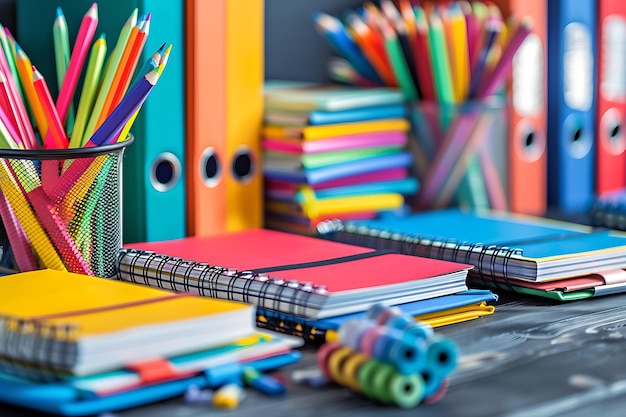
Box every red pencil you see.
[32,66,68,149]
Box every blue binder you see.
[546,0,597,213]
[16,0,187,244]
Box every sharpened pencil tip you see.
[56,7,64,19]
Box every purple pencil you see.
[84,68,158,147]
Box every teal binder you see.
[16,0,186,244]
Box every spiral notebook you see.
[256,289,498,343]
[318,209,626,285]
[0,269,256,376]
[116,228,472,319]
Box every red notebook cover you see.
[120,229,472,318]
[125,229,471,294]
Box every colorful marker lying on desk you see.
[242,366,286,396]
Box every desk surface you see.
[4,292,626,417]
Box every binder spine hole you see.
[572,128,582,142]
[600,109,625,154]
[150,152,181,192]
[515,120,545,162]
[524,131,535,148]
[611,124,621,140]
[199,147,222,188]
[231,146,255,183]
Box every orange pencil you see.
[345,12,396,86]
[32,66,68,149]
[14,46,47,139]
[109,13,151,113]
[96,16,144,127]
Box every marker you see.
[242,367,286,396]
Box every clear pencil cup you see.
[408,97,508,211]
[0,137,133,278]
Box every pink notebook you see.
[118,229,472,318]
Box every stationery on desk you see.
[319,208,626,300]
[0,269,301,416]
[116,228,473,319]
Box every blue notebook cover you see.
[320,209,626,282]
[264,104,409,126]
[263,151,413,185]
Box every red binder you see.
[491,0,548,215]
[596,0,626,195]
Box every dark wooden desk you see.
[4,292,626,417]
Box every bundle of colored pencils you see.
[0,2,170,150]
[0,2,171,276]
[313,0,531,103]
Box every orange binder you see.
[596,0,626,195]
[492,0,548,215]
[185,0,263,236]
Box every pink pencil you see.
[0,69,22,144]
[0,39,36,148]
[32,66,68,149]
[55,2,98,124]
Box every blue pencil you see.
[312,12,383,85]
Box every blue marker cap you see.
[242,367,286,396]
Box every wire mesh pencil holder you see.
[0,137,133,278]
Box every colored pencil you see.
[71,33,107,148]
[32,66,68,149]
[312,11,382,85]
[381,17,417,101]
[55,2,98,125]
[109,13,151,112]
[53,6,75,133]
[81,8,138,145]
[85,68,158,147]
[95,13,145,128]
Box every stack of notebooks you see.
[319,208,626,301]
[116,228,498,342]
[262,82,419,235]
[0,269,301,415]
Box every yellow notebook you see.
[0,269,255,376]
[262,119,410,140]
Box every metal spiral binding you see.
[256,309,327,345]
[317,219,524,289]
[116,248,330,317]
[0,315,78,381]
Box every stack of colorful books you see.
[262,82,419,235]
